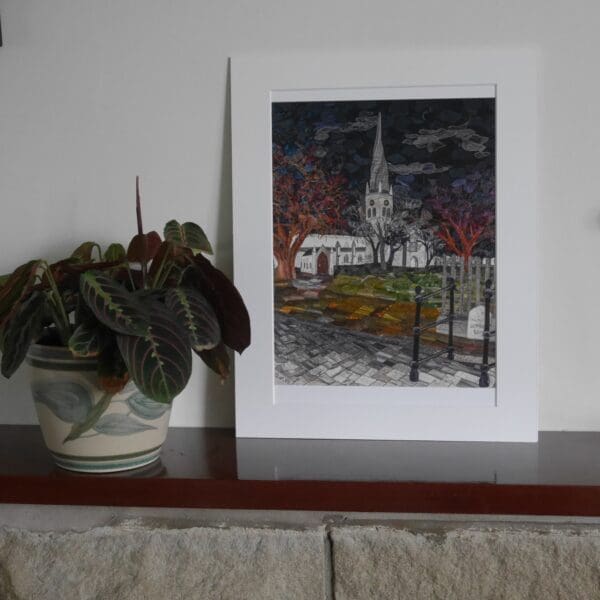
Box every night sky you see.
[272,97,495,204]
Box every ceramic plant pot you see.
[26,344,171,473]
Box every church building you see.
[295,113,426,275]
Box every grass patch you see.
[327,272,443,304]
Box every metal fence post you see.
[410,285,422,382]
[479,279,492,387]
[447,277,455,360]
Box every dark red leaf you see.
[184,254,250,353]
[127,231,162,263]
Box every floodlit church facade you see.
[295,113,427,276]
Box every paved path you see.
[275,313,495,388]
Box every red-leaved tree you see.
[426,175,495,267]
[273,144,348,281]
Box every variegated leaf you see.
[104,243,127,262]
[165,287,220,351]
[164,220,213,254]
[116,309,192,404]
[1,292,46,378]
[71,241,101,262]
[0,259,43,327]
[80,271,149,336]
[68,322,107,358]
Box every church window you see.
[369,199,375,206]
[384,199,389,206]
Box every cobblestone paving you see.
[275,313,495,388]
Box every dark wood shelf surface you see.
[3,427,600,516]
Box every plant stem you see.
[125,265,136,291]
[136,175,148,289]
[136,176,144,236]
[42,262,71,344]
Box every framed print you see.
[232,49,537,441]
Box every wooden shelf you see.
[3,427,600,516]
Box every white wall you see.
[0,0,598,430]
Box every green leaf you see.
[104,243,127,262]
[198,342,230,381]
[117,309,192,404]
[80,271,149,336]
[68,322,108,358]
[71,241,101,262]
[33,381,93,423]
[164,220,213,254]
[184,254,250,353]
[1,292,46,378]
[126,391,170,420]
[63,392,113,442]
[0,260,43,327]
[165,287,220,351]
[93,413,157,435]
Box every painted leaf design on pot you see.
[32,381,93,424]
[63,392,113,442]
[1,292,46,378]
[80,271,149,336]
[164,220,213,254]
[165,287,220,352]
[93,413,157,436]
[127,391,170,420]
[117,309,192,404]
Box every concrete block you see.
[0,524,326,600]
[331,525,600,600]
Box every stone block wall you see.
[1,508,600,599]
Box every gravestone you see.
[467,305,491,340]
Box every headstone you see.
[467,305,486,340]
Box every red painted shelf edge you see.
[3,477,600,517]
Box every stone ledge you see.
[331,525,600,600]
[0,523,327,600]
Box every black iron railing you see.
[479,279,496,388]
[409,278,455,383]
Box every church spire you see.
[369,113,390,193]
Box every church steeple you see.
[369,113,390,193]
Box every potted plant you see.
[0,178,250,472]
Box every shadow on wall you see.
[201,60,235,426]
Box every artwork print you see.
[272,95,496,389]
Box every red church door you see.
[317,252,329,275]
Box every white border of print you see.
[231,49,537,441]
